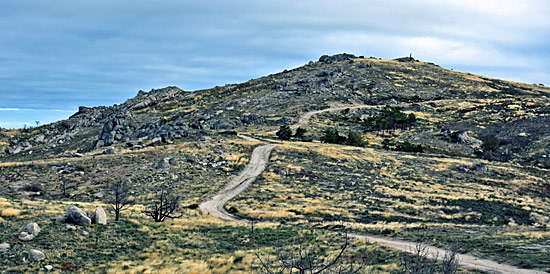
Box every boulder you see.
[0,242,10,252]
[66,225,77,231]
[18,232,34,241]
[26,222,41,236]
[66,205,91,226]
[28,249,45,262]
[155,158,170,170]
[473,162,488,173]
[103,147,116,155]
[44,265,53,271]
[56,214,66,223]
[151,137,162,146]
[94,206,107,225]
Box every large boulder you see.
[66,205,91,226]
[26,222,41,236]
[94,206,107,225]
[28,249,45,262]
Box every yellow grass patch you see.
[1,208,21,217]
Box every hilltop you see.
[0,54,549,273]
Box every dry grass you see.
[1,208,21,217]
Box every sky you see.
[1,0,549,128]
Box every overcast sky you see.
[1,0,549,128]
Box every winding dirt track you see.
[200,104,546,274]
[199,136,279,221]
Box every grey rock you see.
[103,147,116,155]
[66,224,77,231]
[155,158,171,169]
[56,215,66,223]
[0,242,10,252]
[210,120,234,130]
[95,206,107,225]
[18,232,34,241]
[28,249,45,262]
[473,162,488,173]
[151,137,162,146]
[241,114,266,125]
[36,134,45,143]
[44,265,53,271]
[66,205,91,226]
[26,222,41,236]
[81,230,89,236]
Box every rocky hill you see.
[1,54,549,273]
[2,53,549,168]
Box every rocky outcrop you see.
[96,114,137,148]
[319,53,357,64]
[66,205,91,226]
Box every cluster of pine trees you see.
[364,107,416,134]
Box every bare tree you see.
[255,229,369,274]
[143,187,183,222]
[401,241,459,274]
[105,179,134,221]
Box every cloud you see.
[0,0,548,128]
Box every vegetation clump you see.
[364,107,416,134]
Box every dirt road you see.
[354,234,546,274]
[199,136,278,221]
[200,105,546,274]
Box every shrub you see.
[294,127,307,139]
[346,130,367,147]
[321,128,346,144]
[276,125,293,140]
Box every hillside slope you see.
[1,54,549,273]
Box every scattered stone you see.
[28,249,45,262]
[473,162,488,173]
[56,215,66,223]
[156,157,171,169]
[26,222,41,236]
[0,242,10,252]
[18,232,35,241]
[66,205,91,226]
[103,147,116,155]
[81,230,89,236]
[44,265,53,271]
[151,137,162,146]
[95,206,107,225]
[66,225,77,231]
